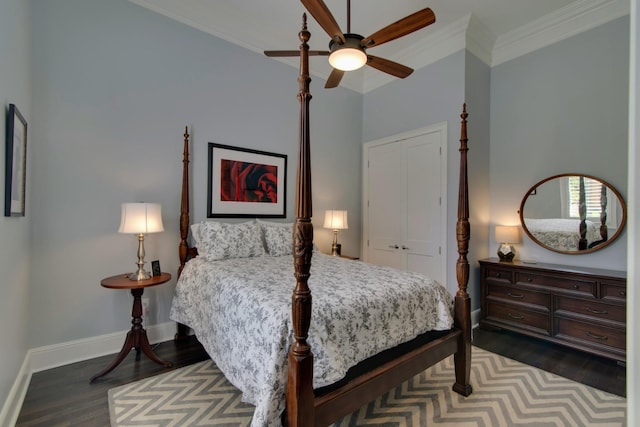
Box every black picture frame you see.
[151,260,161,277]
[207,143,287,218]
[5,104,27,217]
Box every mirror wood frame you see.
[518,173,627,255]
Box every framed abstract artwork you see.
[207,143,287,218]
[5,104,27,217]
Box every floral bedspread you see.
[170,253,454,427]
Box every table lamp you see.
[324,210,348,256]
[119,202,164,280]
[495,225,520,262]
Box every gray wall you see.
[27,0,362,348]
[363,50,491,302]
[0,0,31,410]
[0,0,633,418]
[490,17,629,270]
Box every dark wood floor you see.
[15,328,625,426]
[473,327,626,397]
[16,336,209,427]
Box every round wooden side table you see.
[89,272,173,383]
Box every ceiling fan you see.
[264,0,436,88]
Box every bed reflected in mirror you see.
[518,174,626,254]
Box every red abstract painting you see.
[220,159,278,203]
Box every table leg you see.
[90,287,173,383]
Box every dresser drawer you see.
[601,280,627,304]
[555,296,625,324]
[486,302,550,335]
[480,259,626,361]
[484,266,513,285]
[515,272,596,297]
[556,318,626,351]
[487,284,550,310]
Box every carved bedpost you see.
[600,184,608,241]
[178,126,190,278]
[578,176,588,250]
[287,14,315,427]
[452,104,473,396]
[176,126,191,341]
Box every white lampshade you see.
[324,210,348,230]
[495,225,520,244]
[118,203,164,234]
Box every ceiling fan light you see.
[329,47,367,71]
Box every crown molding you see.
[492,0,629,66]
[363,15,471,93]
[130,0,630,94]
[128,0,364,92]
[466,14,497,66]
[129,0,263,53]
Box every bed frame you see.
[175,16,472,427]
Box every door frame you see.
[362,122,448,285]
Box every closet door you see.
[364,124,446,283]
[367,141,404,269]
[404,133,442,279]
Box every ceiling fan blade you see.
[325,68,345,88]
[265,50,300,57]
[366,55,413,79]
[361,8,436,48]
[301,0,345,44]
[264,50,329,57]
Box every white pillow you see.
[256,220,293,256]
[190,223,200,245]
[196,220,265,260]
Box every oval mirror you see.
[519,174,626,254]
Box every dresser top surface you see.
[479,258,626,280]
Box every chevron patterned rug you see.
[108,347,626,426]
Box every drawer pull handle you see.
[496,272,501,278]
[573,285,580,290]
[527,276,532,282]
[585,306,608,315]
[507,292,524,299]
[619,291,626,297]
[585,331,608,341]
[507,313,524,320]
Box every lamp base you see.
[129,233,151,280]
[128,268,151,281]
[497,244,516,262]
[331,243,342,256]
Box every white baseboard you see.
[471,308,481,330]
[0,321,177,427]
[0,354,31,427]
[29,321,177,373]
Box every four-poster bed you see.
[172,17,472,427]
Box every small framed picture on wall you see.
[5,104,28,217]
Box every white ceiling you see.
[129,0,628,92]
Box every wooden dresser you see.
[479,258,626,362]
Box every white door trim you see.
[362,122,448,285]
